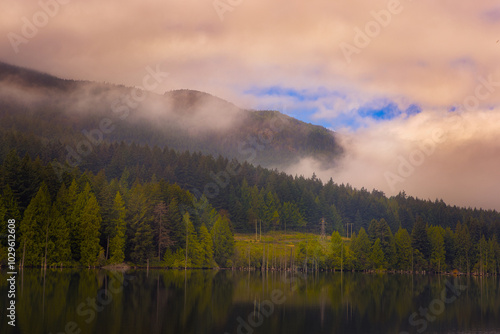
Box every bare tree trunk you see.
[44,225,49,269]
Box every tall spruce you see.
[109,192,126,264]
[211,214,235,267]
[394,227,412,271]
[19,183,51,266]
[78,184,102,267]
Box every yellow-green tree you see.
[109,192,126,264]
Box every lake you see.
[1,269,499,334]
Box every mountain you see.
[0,62,342,169]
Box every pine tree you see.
[78,190,102,267]
[367,218,395,267]
[20,183,51,266]
[394,227,412,271]
[166,198,183,247]
[411,216,431,260]
[350,227,371,270]
[2,185,21,223]
[330,231,344,270]
[183,213,201,268]
[155,201,173,260]
[69,181,87,262]
[127,183,152,264]
[370,238,386,270]
[109,192,126,264]
[454,221,471,273]
[199,223,215,268]
[211,214,235,267]
[428,226,446,273]
[48,204,71,265]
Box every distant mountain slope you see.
[0,62,342,168]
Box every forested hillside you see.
[1,62,500,272]
[0,62,342,168]
[1,132,500,271]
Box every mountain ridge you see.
[0,61,343,169]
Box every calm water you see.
[1,269,499,334]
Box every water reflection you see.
[1,269,499,334]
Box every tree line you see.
[1,135,500,270]
[2,130,500,239]
[0,168,235,267]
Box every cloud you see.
[1,0,500,209]
[285,109,500,210]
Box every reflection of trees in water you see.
[1,270,499,334]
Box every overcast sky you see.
[1,0,500,210]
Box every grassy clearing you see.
[232,231,350,270]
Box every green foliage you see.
[428,226,446,272]
[184,213,202,268]
[330,231,344,270]
[211,214,235,267]
[370,238,387,270]
[109,192,126,264]
[199,224,215,268]
[1,136,500,272]
[367,219,395,268]
[78,185,102,267]
[20,183,51,266]
[350,227,371,270]
[411,216,430,260]
[454,222,472,273]
[394,227,412,271]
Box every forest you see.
[1,129,500,273]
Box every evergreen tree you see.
[454,221,471,273]
[394,227,412,271]
[183,213,201,268]
[127,183,153,263]
[370,238,386,270]
[2,185,21,223]
[20,183,51,266]
[330,231,344,270]
[47,204,71,265]
[109,192,126,264]
[155,201,172,260]
[350,227,371,270]
[488,238,500,275]
[166,198,183,247]
[69,181,89,262]
[211,214,235,267]
[79,191,102,267]
[411,216,431,260]
[428,226,446,272]
[367,218,395,267]
[199,223,215,268]
[443,227,455,269]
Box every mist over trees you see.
[0,138,499,272]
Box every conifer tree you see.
[370,238,386,270]
[47,204,71,265]
[211,214,235,267]
[20,183,51,266]
[394,227,412,271]
[454,221,471,273]
[350,227,371,270]
[184,213,201,268]
[2,185,21,223]
[411,216,431,260]
[78,187,102,267]
[198,223,215,268]
[109,192,126,264]
[428,226,446,272]
[330,231,344,270]
[155,201,173,260]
